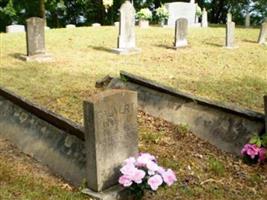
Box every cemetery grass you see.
[0,26,267,126]
[0,112,267,200]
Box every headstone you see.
[245,12,250,28]
[264,96,267,134]
[113,1,140,55]
[92,23,101,27]
[258,22,267,45]
[66,24,76,28]
[45,26,50,30]
[190,0,195,3]
[201,8,208,28]
[24,17,52,62]
[225,21,235,48]
[227,12,232,23]
[114,21,120,27]
[6,25,25,33]
[174,18,188,48]
[83,89,138,192]
[165,2,197,27]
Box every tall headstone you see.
[174,18,188,48]
[201,8,208,28]
[83,90,138,192]
[227,12,232,23]
[258,22,267,45]
[225,21,235,48]
[113,1,140,54]
[6,25,25,33]
[245,12,250,28]
[264,96,267,134]
[26,17,45,57]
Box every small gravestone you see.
[113,1,140,55]
[114,22,120,27]
[83,89,138,193]
[174,18,188,48]
[225,21,235,48]
[258,22,267,45]
[24,17,52,62]
[227,12,232,23]
[66,24,76,28]
[201,8,208,28]
[6,25,25,33]
[245,12,250,28]
[92,23,101,27]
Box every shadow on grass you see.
[155,44,176,50]
[88,45,114,53]
[204,42,223,47]
[242,39,257,44]
[9,53,26,61]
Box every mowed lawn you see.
[0,25,267,124]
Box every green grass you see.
[0,25,267,124]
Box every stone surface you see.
[227,12,232,22]
[139,20,149,28]
[165,2,197,27]
[83,89,138,192]
[114,1,140,55]
[22,53,53,62]
[174,18,188,48]
[0,89,86,186]
[6,25,25,33]
[245,13,250,28]
[226,21,235,48]
[264,96,267,133]
[26,17,46,56]
[258,22,267,45]
[92,23,101,27]
[107,71,265,155]
[201,8,208,28]
[66,24,76,28]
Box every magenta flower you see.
[120,163,137,177]
[259,148,266,162]
[119,175,133,187]
[148,174,163,191]
[119,163,145,184]
[241,144,260,159]
[162,169,177,186]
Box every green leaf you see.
[261,133,267,147]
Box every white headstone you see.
[92,23,101,27]
[66,24,76,28]
[6,25,25,33]
[174,18,188,48]
[245,13,250,28]
[165,2,197,27]
[201,8,208,28]
[113,1,140,55]
[258,22,267,45]
[226,21,235,48]
[114,22,119,27]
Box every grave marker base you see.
[22,53,53,62]
[82,186,128,200]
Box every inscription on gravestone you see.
[114,1,140,54]
[174,18,188,48]
[226,21,235,48]
[258,22,267,45]
[26,17,46,56]
[83,90,138,192]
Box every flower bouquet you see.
[155,5,169,26]
[136,8,152,28]
[119,153,177,200]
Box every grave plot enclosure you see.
[0,87,138,200]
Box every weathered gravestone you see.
[245,12,250,28]
[83,90,138,196]
[113,1,140,55]
[225,21,235,48]
[258,22,267,45]
[25,17,52,62]
[201,8,208,28]
[227,12,232,23]
[174,18,188,48]
[6,25,25,33]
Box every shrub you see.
[136,8,152,21]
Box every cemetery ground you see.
[0,25,267,199]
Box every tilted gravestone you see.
[25,17,52,62]
[201,8,208,28]
[113,1,140,55]
[258,22,267,45]
[174,18,188,48]
[83,90,138,194]
[245,12,250,28]
[225,21,235,48]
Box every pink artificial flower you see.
[147,161,159,172]
[162,169,177,186]
[120,163,137,177]
[259,148,266,162]
[156,166,166,175]
[148,174,163,191]
[132,169,146,184]
[136,153,156,167]
[119,175,133,187]
[124,157,136,165]
[241,144,260,159]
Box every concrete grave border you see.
[107,71,266,155]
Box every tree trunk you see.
[39,0,45,18]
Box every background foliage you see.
[0,0,266,31]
